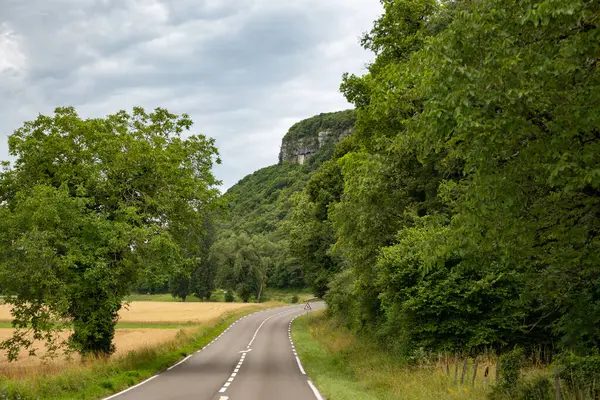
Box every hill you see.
[210,110,356,296]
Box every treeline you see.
[289,0,599,365]
[197,111,356,303]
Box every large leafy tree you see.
[0,107,221,358]
[324,0,599,357]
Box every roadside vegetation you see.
[0,306,268,399]
[125,288,313,304]
[293,311,493,400]
[286,0,599,398]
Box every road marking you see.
[295,356,306,374]
[167,354,192,371]
[217,307,302,394]
[100,309,270,399]
[247,309,294,347]
[101,375,158,400]
[307,380,325,400]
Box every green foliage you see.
[211,233,277,302]
[214,110,358,293]
[316,0,600,363]
[226,163,309,235]
[499,348,525,390]
[0,107,221,358]
[555,353,600,395]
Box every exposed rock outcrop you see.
[278,110,356,165]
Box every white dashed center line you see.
[217,308,299,394]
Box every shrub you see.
[489,347,525,399]
[291,295,299,304]
[555,353,600,396]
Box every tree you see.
[191,257,216,301]
[212,232,277,302]
[328,0,600,357]
[169,260,194,302]
[0,107,221,359]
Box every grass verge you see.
[125,288,313,304]
[0,304,275,399]
[292,310,493,400]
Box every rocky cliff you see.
[278,110,356,164]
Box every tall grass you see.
[292,310,494,400]
[0,305,269,399]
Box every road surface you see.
[104,302,325,400]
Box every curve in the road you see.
[102,303,325,400]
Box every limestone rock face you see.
[278,110,355,165]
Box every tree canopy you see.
[0,106,222,358]
[290,0,600,359]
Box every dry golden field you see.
[117,301,258,323]
[0,301,262,377]
[0,328,187,375]
[0,301,259,324]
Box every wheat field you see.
[0,301,258,324]
[0,301,260,375]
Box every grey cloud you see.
[0,0,382,189]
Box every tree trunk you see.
[257,274,265,303]
[70,293,120,356]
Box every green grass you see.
[125,288,314,304]
[292,310,493,400]
[261,287,314,304]
[0,305,274,399]
[124,293,203,302]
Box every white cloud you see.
[0,23,26,74]
[0,0,382,189]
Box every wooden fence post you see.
[554,365,562,400]
[460,357,468,386]
[483,365,489,388]
[439,354,444,374]
[454,354,459,383]
[472,358,479,386]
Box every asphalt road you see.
[105,302,325,400]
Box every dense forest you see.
[218,0,600,395]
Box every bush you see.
[291,295,299,304]
[555,353,600,396]
[489,347,525,399]
[517,376,552,400]
[224,291,234,302]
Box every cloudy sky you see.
[0,0,381,189]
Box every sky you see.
[0,0,382,189]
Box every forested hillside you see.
[285,0,599,396]
[209,110,356,300]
